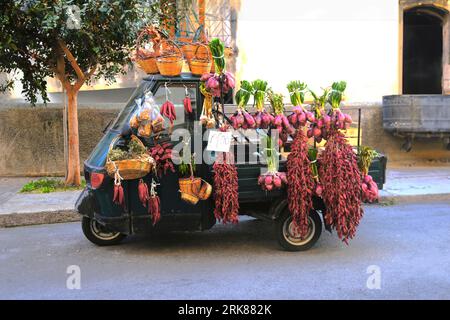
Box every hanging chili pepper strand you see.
[286,130,315,237]
[113,169,125,209]
[183,85,193,114]
[212,126,239,224]
[147,178,161,225]
[160,82,176,130]
[138,179,149,207]
[318,129,363,244]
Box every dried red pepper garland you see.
[213,136,239,224]
[318,129,363,243]
[287,130,315,237]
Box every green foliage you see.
[209,38,225,73]
[328,81,347,109]
[20,177,86,193]
[260,135,279,173]
[287,81,307,106]
[235,80,253,108]
[0,0,162,104]
[252,79,268,111]
[267,89,284,115]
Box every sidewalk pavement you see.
[1,167,450,228]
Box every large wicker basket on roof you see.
[189,44,212,76]
[156,39,184,76]
[134,27,162,74]
[105,135,155,180]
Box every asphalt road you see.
[0,202,449,299]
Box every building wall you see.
[235,0,400,103]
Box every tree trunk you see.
[65,88,81,186]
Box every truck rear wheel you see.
[276,209,322,251]
[81,216,126,246]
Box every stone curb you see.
[0,210,80,228]
[378,193,450,205]
[1,193,450,228]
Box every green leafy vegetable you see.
[328,81,347,109]
[235,80,253,108]
[208,38,226,73]
[267,89,284,115]
[287,81,307,106]
[252,80,268,111]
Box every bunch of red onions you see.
[201,72,235,98]
[362,174,379,203]
[258,172,287,191]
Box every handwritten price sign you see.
[206,130,232,153]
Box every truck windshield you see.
[111,79,155,131]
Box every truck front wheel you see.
[276,209,322,251]
[81,216,126,246]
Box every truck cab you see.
[76,73,387,251]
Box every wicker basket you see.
[179,177,202,205]
[189,44,212,76]
[197,180,212,200]
[181,43,197,63]
[136,57,159,74]
[156,40,184,77]
[105,135,154,180]
[135,27,162,74]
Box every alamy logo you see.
[66,265,81,290]
[366,265,381,290]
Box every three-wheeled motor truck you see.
[76,73,387,251]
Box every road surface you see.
[0,202,449,299]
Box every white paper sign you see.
[206,130,232,152]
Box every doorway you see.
[402,6,445,94]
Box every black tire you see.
[81,216,126,246]
[276,209,322,251]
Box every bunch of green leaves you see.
[358,146,379,175]
[309,87,330,117]
[287,81,307,106]
[108,148,129,161]
[259,135,279,173]
[178,154,196,177]
[308,148,319,180]
[128,138,147,157]
[328,81,347,109]
[267,89,284,115]
[235,80,253,108]
[209,38,225,74]
[0,0,159,104]
[252,79,268,111]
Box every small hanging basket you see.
[178,177,202,204]
[189,44,212,76]
[156,40,184,77]
[134,27,162,74]
[105,135,155,180]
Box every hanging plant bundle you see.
[149,142,175,177]
[267,90,294,146]
[213,127,239,224]
[358,146,379,203]
[209,38,226,74]
[148,179,161,225]
[257,136,286,191]
[252,80,272,129]
[286,130,316,237]
[161,100,176,125]
[318,129,363,243]
[232,80,254,130]
[287,81,309,129]
[183,87,193,114]
[202,72,235,97]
